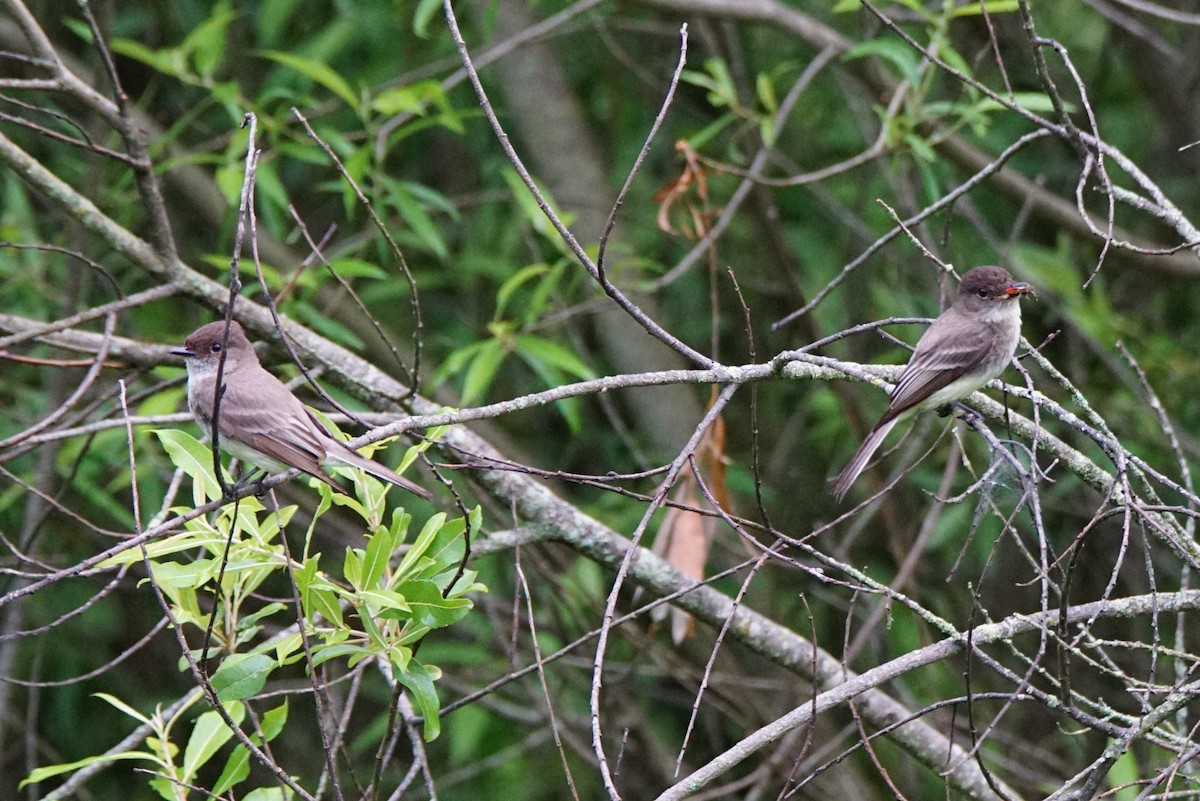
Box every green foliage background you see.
[2,0,1200,799]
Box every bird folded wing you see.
[887,326,993,415]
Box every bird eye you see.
[976,288,989,299]
[211,342,222,353]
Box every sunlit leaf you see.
[182,703,245,782]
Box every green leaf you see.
[386,179,449,259]
[210,702,284,795]
[412,518,469,587]
[686,112,736,150]
[212,746,250,795]
[759,116,777,147]
[494,263,551,322]
[976,92,1069,114]
[515,335,595,381]
[460,338,506,405]
[21,752,156,788]
[309,586,344,626]
[211,653,276,702]
[904,131,937,162]
[182,703,245,782]
[93,692,152,725]
[311,642,370,668]
[395,580,473,628]
[756,72,778,113]
[446,566,487,598]
[243,788,289,801]
[239,602,286,631]
[362,525,397,590]
[154,428,223,503]
[395,660,442,741]
[843,39,923,87]
[950,1,1018,16]
[260,50,359,111]
[372,86,429,116]
[180,1,238,78]
[360,588,413,615]
[514,337,585,430]
[413,0,442,36]
[395,513,448,579]
[520,259,567,327]
[499,168,574,247]
[389,506,414,542]
[260,700,289,741]
[110,39,190,81]
[681,59,737,109]
[325,257,387,280]
[344,547,364,590]
[293,301,367,350]
[149,775,176,801]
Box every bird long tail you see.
[327,443,432,500]
[831,418,899,502]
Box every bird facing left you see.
[173,320,431,500]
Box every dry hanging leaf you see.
[653,140,714,239]
[651,401,729,644]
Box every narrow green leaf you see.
[756,72,777,113]
[180,2,238,78]
[93,692,152,725]
[395,513,448,579]
[388,180,449,259]
[499,168,574,247]
[494,263,551,322]
[325,257,387,280]
[361,526,395,590]
[760,116,777,147]
[261,50,359,110]
[21,752,155,788]
[182,703,244,782]
[344,547,364,590]
[461,338,506,405]
[950,1,1018,16]
[311,642,369,668]
[413,0,442,36]
[843,39,923,87]
[515,335,595,381]
[109,40,190,80]
[686,112,735,150]
[212,745,250,795]
[976,92,1069,114]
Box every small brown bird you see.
[173,321,430,500]
[832,266,1032,501]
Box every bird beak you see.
[172,348,194,358]
[1005,282,1033,298]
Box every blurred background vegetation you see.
[2,0,1200,798]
